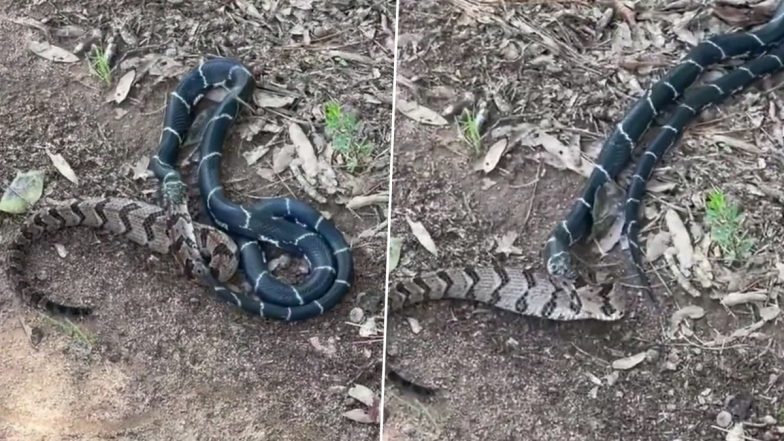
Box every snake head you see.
[544,237,577,280]
[546,252,578,280]
[159,171,187,208]
[591,181,624,239]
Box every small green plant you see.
[705,189,754,263]
[324,101,373,173]
[88,46,112,86]
[40,314,96,349]
[458,108,482,156]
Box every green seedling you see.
[324,101,373,173]
[40,313,96,350]
[705,189,754,263]
[458,108,482,156]
[88,46,112,85]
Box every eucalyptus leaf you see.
[0,170,44,214]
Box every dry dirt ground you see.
[384,1,784,440]
[0,1,393,440]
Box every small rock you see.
[716,410,733,428]
[762,415,777,425]
[349,307,364,323]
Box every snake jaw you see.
[548,254,577,280]
[544,237,578,280]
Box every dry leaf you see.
[272,145,296,173]
[520,128,585,176]
[257,168,275,181]
[482,139,508,173]
[0,170,44,214]
[613,0,636,24]
[113,70,135,104]
[720,291,768,307]
[725,423,745,441]
[307,336,336,357]
[406,317,422,334]
[711,134,762,154]
[242,145,270,166]
[596,215,623,254]
[358,317,377,338]
[396,99,448,125]
[326,50,377,65]
[611,351,647,370]
[406,216,438,257]
[234,0,265,19]
[129,156,151,180]
[288,123,319,178]
[495,231,522,256]
[645,231,671,262]
[664,248,701,297]
[347,384,375,407]
[342,409,375,424]
[254,90,296,108]
[670,305,705,334]
[665,209,693,272]
[53,243,68,258]
[46,148,78,185]
[388,237,403,272]
[345,193,388,210]
[760,306,780,321]
[28,40,79,63]
[316,157,338,195]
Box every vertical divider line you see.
[379,0,402,436]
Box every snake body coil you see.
[544,9,784,281]
[8,58,353,321]
[149,57,353,321]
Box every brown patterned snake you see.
[388,266,625,321]
[6,197,240,315]
[384,266,626,395]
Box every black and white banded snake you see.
[543,2,784,298]
[149,57,355,321]
[6,57,355,322]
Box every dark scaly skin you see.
[149,57,353,321]
[544,8,784,279]
[624,43,784,295]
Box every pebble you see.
[716,410,732,428]
[349,307,364,323]
[762,415,777,425]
